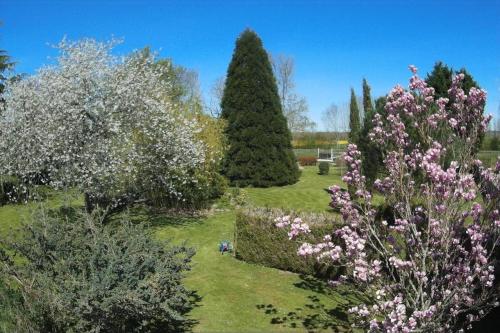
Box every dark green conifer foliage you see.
[359,81,382,189]
[221,29,299,187]
[362,78,373,115]
[425,61,453,99]
[348,88,361,145]
[425,61,479,99]
[426,61,483,156]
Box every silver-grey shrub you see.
[0,208,195,332]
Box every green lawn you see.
[0,167,358,332]
[243,166,343,213]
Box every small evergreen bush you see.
[318,161,330,175]
[0,207,195,332]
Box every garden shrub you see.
[318,161,330,175]
[298,156,317,166]
[0,207,195,332]
[235,207,340,278]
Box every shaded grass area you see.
[0,169,358,332]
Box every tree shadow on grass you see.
[174,290,203,333]
[123,205,206,228]
[257,275,362,332]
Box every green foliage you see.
[221,29,299,187]
[359,95,385,189]
[348,88,361,144]
[489,136,499,151]
[425,61,479,99]
[297,156,317,166]
[362,78,373,115]
[318,161,330,175]
[425,61,453,99]
[235,207,339,277]
[0,208,195,332]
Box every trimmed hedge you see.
[318,161,330,175]
[235,207,341,278]
[298,156,317,166]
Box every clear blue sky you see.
[1,0,499,129]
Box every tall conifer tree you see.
[221,29,299,187]
[359,79,381,189]
[349,88,361,145]
[362,78,373,115]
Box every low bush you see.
[0,207,195,332]
[318,161,330,175]
[297,156,317,166]
[235,207,341,278]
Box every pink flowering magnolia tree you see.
[276,67,499,332]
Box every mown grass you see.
[0,167,360,332]
[243,166,343,213]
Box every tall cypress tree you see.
[359,80,381,189]
[221,29,299,187]
[362,78,373,115]
[349,88,361,145]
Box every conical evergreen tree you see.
[425,61,453,99]
[362,78,373,115]
[359,94,386,189]
[221,29,299,187]
[359,80,381,189]
[348,88,361,145]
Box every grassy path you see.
[153,210,355,332]
[151,167,354,332]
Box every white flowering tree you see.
[277,67,499,332]
[0,38,205,209]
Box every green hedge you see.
[235,207,341,278]
[318,161,330,175]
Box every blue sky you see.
[1,0,499,129]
